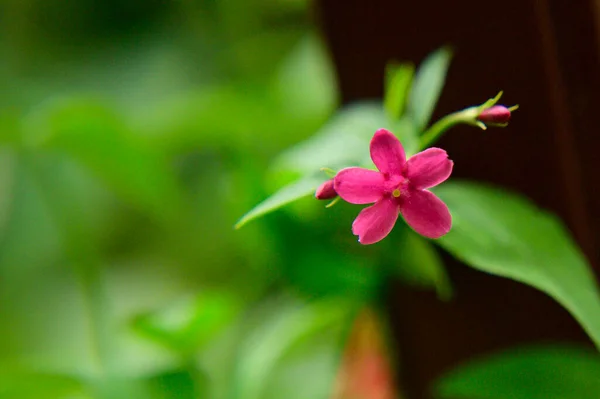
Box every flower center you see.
[384,175,406,199]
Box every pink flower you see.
[334,129,453,244]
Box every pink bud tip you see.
[477,105,512,126]
[315,179,337,200]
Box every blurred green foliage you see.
[0,0,349,398]
[1,1,600,398]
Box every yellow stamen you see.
[392,189,401,198]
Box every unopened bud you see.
[315,179,337,200]
[477,105,518,127]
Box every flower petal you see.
[370,129,406,176]
[404,148,453,189]
[334,167,385,204]
[352,198,399,245]
[399,189,451,239]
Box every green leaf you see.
[391,229,452,300]
[132,291,242,355]
[408,47,452,132]
[435,181,600,349]
[433,344,600,399]
[271,33,338,123]
[384,62,415,120]
[235,175,326,229]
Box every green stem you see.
[419,107,481,150]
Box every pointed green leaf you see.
[384,62,415,120]
[435,181,600,349]
[408,47,452,131]
[235,175,326,229]
[433,345,600,399]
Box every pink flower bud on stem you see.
[477,104,519,127]
[315,179,337,200]
[419,92,518,149]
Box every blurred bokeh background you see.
[1,0,600,398]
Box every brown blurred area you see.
[317,0,600,397]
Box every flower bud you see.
[315,179,337,200]
[477,105,515,127]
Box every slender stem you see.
[419,107,481,149]
[419,113,462,149]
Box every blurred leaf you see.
[0,149,18,243]
[394,117,419,159]
[214,0,311,78]
[384,62,414,121]
[224,29,308,82]
[391,229,452,300]
[26,153,116,253]
[139,85,281,150]
[24,98,182,222]
[433,344,600,399]
[0,110,21,145]
[0,155,63,273]
[143,368,206,399]
[0,369,84,399]
[271,33,338,120]
[139,81,329,155]
[435,181,600,349]
[407,47,452,132]
[90,376,158,399]
[286,249,381,300]
[235,175,326,229]
[272,102,390,175]
[140,34,335,154]
[132,291,241,356]
[231,298,355,399]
